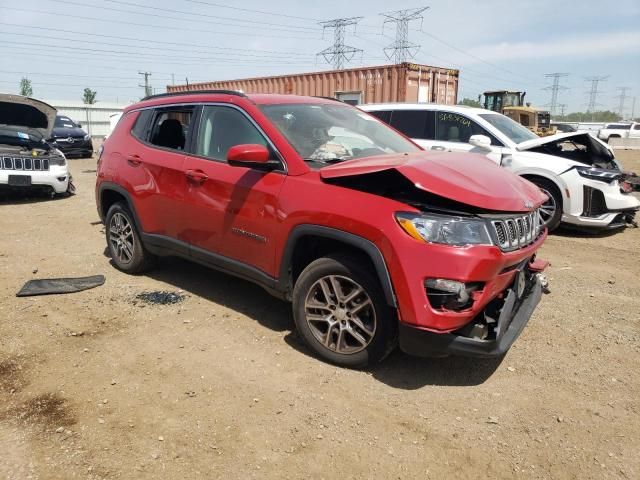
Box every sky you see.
[0,0,638,115]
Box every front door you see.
[181,105,286,276]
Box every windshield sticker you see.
[17,132,29,139]
[438,112,471,127]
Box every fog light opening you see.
[425,279,483,311]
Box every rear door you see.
[121,106,194,241]
[181,104,286,276]
[388,109,438,151]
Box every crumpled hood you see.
[0,93,57,139]
[320,151,547,212]
[516,131,613,158]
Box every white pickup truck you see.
[598,122,640,142]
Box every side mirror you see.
[469,134,492,151]
[77,123,82,128]
[227,144,276,169]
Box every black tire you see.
[105,202,157,274]
[292,254,395,368]
[529,178,563,232]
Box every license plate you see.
[8,175,32,186]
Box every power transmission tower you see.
[543,72,569,116]
[558,103,567,119]
[584,76,609,119]
[138,71,152,97]
[380,7,430,64]
[317,17,363,70]
[631,97,637,120]
[614,87,631,118]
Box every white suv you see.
[0,94,71,196]
[361,103,639,231]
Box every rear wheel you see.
[529,178,562,232]
[105,202,157,274]
[292,254,395,368]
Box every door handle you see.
[430,146,447,151]
[186,169,208,184]
[127,155,142,167]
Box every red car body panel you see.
[98,92,548,346]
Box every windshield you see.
[260,103,420,167]
[478,113,538,144]
[55,116,77,128]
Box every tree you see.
[19,78,33,97]
[83,88,97,104]
[561,110,621,123]
[458,97,482,108]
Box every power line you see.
[558,103,568,118]
[584,76,609,115]
[614,87,631,117]
[543,73,569,116]
[102,0,320,32]
[380,7,429,64]
[2,6,319,41]
[317,17,364,70]
[0,22,313,57]
[182,0,320,22]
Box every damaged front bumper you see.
[398,269,543,358]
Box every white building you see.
[43,100,129,138]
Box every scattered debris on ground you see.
[134,290,186,305]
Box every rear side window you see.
[130,110,152,140]
[148,107,194,151]
[389,110,435,140]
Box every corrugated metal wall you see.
[168,63,459,105]
[43,101,128,137]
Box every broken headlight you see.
[396,212,493,246]
[49,149,67,166]
[575,166,620,183]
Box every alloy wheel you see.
[109,212,135,264]
[538,188,557,226]
[304,275,376,354]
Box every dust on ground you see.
[0,150,638,479]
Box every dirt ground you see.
[1,150,639,480]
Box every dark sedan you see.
[49,115,93,158]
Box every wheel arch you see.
[518,170,569,213]
[279,225,397,307]
[98,182,143,232]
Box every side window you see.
[435,111,502,146]
[195,106,269,161]
[367,110,391,124]
[389,110,429,139]
[131,110,152,140]
[633,124,640,130]
[148,108,193,151]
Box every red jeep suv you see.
[96,91,548,367]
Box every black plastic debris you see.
[17,275,105,297]
[135,291,185,305]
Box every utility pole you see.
[584,75,609,120]
[138,71,152,97]
[317,17,363,70]
[558,103,567,119]
[614,87,631,118]
[543,72,569,116]
[380,7,430,64]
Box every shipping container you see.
[167,63,459,105]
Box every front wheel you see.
[529,178,563,232]
[105,202,157,274]
[292,254,395,368]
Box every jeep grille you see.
[490,210,543,251]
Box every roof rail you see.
[141,90,248,101]
[312,96,343,103]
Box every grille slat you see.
[491,210,543,252]
[1,156,50,171]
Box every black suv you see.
[50,115,93,158]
